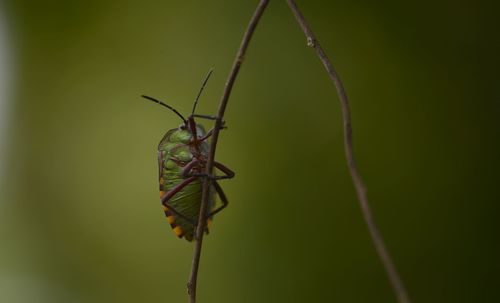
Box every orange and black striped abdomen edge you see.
[158,148,187,240]
[159,176,186,239]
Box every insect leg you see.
[197,123,228,142]
[181,159,199,178]
[207,181,229,218]
[192,114,218,120]
[189,173,229,180]
[161,176,199,225]
[189,162,235,180]
[214,161,235,179]
[198,128,214,141]
[190,114,227,131]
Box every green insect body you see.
[143,70,234,242]
[158,125,215,241]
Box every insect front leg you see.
[198,129,214,141]
[161,176,199,225]
[191,113,227,131]
[197,124,228,142]
[192,114,219,120]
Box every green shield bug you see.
[142,70,235,241]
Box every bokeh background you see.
[1,1,499,302]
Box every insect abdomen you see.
[161,173,203,241]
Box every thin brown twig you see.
[286,1,412,303]
[186,1,270,302]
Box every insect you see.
[142,70,235,241]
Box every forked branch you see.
[186,1,270,302]
[286,1,412,303]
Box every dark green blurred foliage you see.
[1,1,499,302]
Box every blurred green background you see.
[1,0,499,302]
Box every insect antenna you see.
[142,95,187,124]
[191,68,214,115]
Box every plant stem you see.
[286,1,412,303]
[186,1,270,302]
